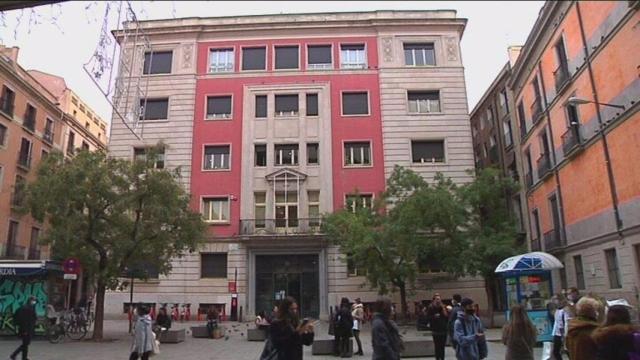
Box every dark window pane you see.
[308,45,331,65]
[344,142,371,165]
[204,146,230,156]
[140,98,169,120]
[411,140,445,163]
[242,47,266,70]
[275,46,299,69]
[341,44,364,51]
[408,91,440,113]
[0,124,7,146]
[275,95,299,114]
[342,92,368,115]
[307,143,319,164]
[275,144,299,165]
[306,94,318,116]
[404,43,435,66]
[255,144,266,167]
[143,51,172,74]
[255,95,267,118]
[201,253,227,278]
[206,96,232,119]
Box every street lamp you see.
[565,96,626,110]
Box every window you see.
[503,119,513,148]
[605,249,622,289]
[342,92,368,115]
[209,48,234,73]
[275,94,298,116]
[254,192,266,228]
[275,46,299,70]
[24,104,36,131]
[549,194,561,234]
[308,191,320,225]
[143,51,172,74]
[200,253,227,278]
[71,97,78,105]
[242,47,266,70]
[346,194,373,212]
[531,209,541,241]
[307,143,319,165]
[28,227,40,259]
[517,101,527,136]
[255,144,266,167]
[13,175,26,207]
[133,147,165,169]
[0,165,3,188]
[1,86,15,116]
[7,221,19,252]
[206,96,232,119]
[202,198,230,223]
[18,138,32,168]
[344,141,371,166]
[554,36,569,90]
[347,254,365,276]
[67,131,75,155]
[408,91,440,113]
[0,123,6,147]
[203,145,230,170]
[85,122,90,129]
[274,144,299,166]
[81,141,89,151]
[566,104,580,126]
[340,44,366,69]
[79,104,85,113]
[275,190,298,227]
[499,89,509,114]
[255,95,267,118]
[489,136,497,148]
[43,118,54,144]
[411,140,445,163]
[140,98,169,120]
[404,43,436,66]
[307,45,332,69]
[41,149,48,159]
[573,255,585,290]
[306,94,318,116]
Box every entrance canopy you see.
[0,260,63,277]
[495,252,563,273]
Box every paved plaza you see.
[0,320,543,359]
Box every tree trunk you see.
[484,277,495,328]
[399,282,408,322]
[92,277,106,340]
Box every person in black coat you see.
[10,296,37,360]
[269,296,314,360]
[427,294,449,360]
[335,297,354,357]
[371,297,403,360]
[154,307,171,334]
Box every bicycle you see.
[46,310,88,343]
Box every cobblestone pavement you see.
[0,320,542,359]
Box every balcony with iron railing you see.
[10,190,25,208]
[43,129,54,144]
[554,64,570,92]
[530,97,543,124]
[3,245,26,259]
[536,154,552,180]
[561,126,582,157]
[543,228,564,251]
[240,218,323,236]
[531,238,541,252]
[0,96,14,117]
[27,247,41,260]
[23,113,36,132]
[17,151,31,170]
[525,172,533,190]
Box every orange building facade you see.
[509,1,640,301]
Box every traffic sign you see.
[63,273,78,280]
[63,258,81,274]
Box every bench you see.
[311,338,352,356]
[400,338,435,358]
[247,328,267,341]
[190,326,209,338]
[158,329,185,343]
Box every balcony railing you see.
[17,152,32,169]
[561,126,582,156]
[530,97,543,124]
[488,146,499,164]
[543,228,564,251]
[537,155,551,179]
[4,245,26,259]
[525,172,533,190]
[43,129,54,144]
[0,96,14,117]
[27,247,41,260]
[240,218,323,236]
[23,114,36,132]
[10,191,25,208]
[554,64,570,92]
[531,238,541,252]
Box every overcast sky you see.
[0,1,543,126]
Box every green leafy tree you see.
[26,147,206,339]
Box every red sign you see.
[63,258,81,275]
[228,281,236,293]
[528,276,541,283]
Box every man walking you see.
[448,294,463,349]
[453,298,488,360]
[351,298,364,356]
[10,296,37,360]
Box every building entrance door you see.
[255,255,319,318]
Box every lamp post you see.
[565,96,626,110]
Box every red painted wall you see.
[192,36,385,237]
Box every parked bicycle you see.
[46,309,88,343]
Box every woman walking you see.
[371,297,403,360]
[269,296,314,360]
[427,294,449,360]
[592,305,639,360]
[129,305,156,360]
[566,296,601,360]
[502,304,536,360]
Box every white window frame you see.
[308,190,320,223]
[340,44,367,69]
[209,48,234,73]
[404,43,436,66]
[203,145,231,170]
[344,141,371,167]
[202,197,230,223]
[254,192,266,227]
[206,95,233,120]
[274,94,299,117]
[274,144,298,166]
[345,194,373,213]
[0,122,7,148]
[306,44,333,70]
[407,91,440,114]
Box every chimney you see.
[0,45,20,62]
[507,46,523,68]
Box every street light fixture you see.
[566,96,626,110]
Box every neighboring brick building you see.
[508,1,640,301]
[107,11,480,320]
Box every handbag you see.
[260,338,279,360]
[150,331,160,356]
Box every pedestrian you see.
[335,297,354,357]
[427,294,449,360]
[551,295,569,360]
[10,296,37,360]
[449,294,463,349]
[268,296,314,360]
[256,310,271,331]
[454,298,488,360]
[130,305,156,360]
[154,306,171,334]
[566,296,601,360]
[592,305,639,360]
[371,297,403,360]
[502,304,536,360]
[206,307,219,338]
[351,298,365,356]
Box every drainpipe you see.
[536,62,569,246]
[575,1,624,234]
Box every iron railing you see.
[4,245,26,259]
[27,247,40,260]
[43,129,54,144]
[554,64,570,92]
[23,113,36,132]
[239,218,323,235]
[17,152,31,169]
[0,96,14,116]
[531,97,543,124]
[561,126,581,156]
[531,238,541,252]
[10,190,25,208]
[537,155,551,179]
[544,228,563,251]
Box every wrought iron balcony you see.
[4,245,26,259]
[0,96,14,117]
[23,115,36,132]
[10,190,25,208]
[530,97,543,124]
[17,152,31,169]
[537,155,552,180]
[554,64,570,92]
[240,218,323,236]
[43,129,54,144]
[531,238,541,252]
[28,247,41,260]
[561,126,582,156]
[543,228,564,251]
[525,172,533,190]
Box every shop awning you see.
[495,252,564,273]
[0,260,63,277]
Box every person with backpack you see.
[335,297,354,357]
[351,298,365,356]
[9,296,37,360]
[592,305,639,360]
[454,298,488,360]
[371,297,403,360]
[448,294,463,349]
